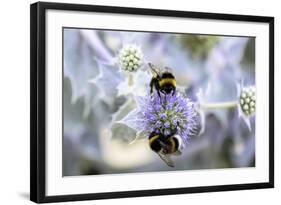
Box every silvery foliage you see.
[63,29,255,175]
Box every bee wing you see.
[148,63,160,76]
[158,151,175,167]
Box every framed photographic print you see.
[30,1,274,203]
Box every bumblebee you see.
[148,129,182,167]
[148,63,176,97]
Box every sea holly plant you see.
[64,29,256,173]
[83,30,255,141]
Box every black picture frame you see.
[30,1,274,203]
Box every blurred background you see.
[63,28,255,176]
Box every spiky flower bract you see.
[118,44,143,72]
[138,92,199,145]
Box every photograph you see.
[63,28,256,176]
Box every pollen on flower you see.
[118,44,143,72]
[239,86,256,116]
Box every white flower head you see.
[237,84,256,131]
[118,44,143,72]
[239,86,256,116]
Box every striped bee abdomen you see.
[148,133,162,152]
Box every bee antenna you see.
[148,62,153,68]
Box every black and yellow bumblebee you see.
[148,129,182,167]
[148,63,176,97]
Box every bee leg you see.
[172,88,176,96]
[150,87,154,95]
[157,90,162,100]
[149,79,154,95]
[162,94,166,103]
[159,90,166,103]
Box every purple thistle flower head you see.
[138,92,199,145]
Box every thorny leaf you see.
[64,29,99,117]
[89,61,124,106]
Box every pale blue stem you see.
[128,73,134,86]
[200,101,238,110]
